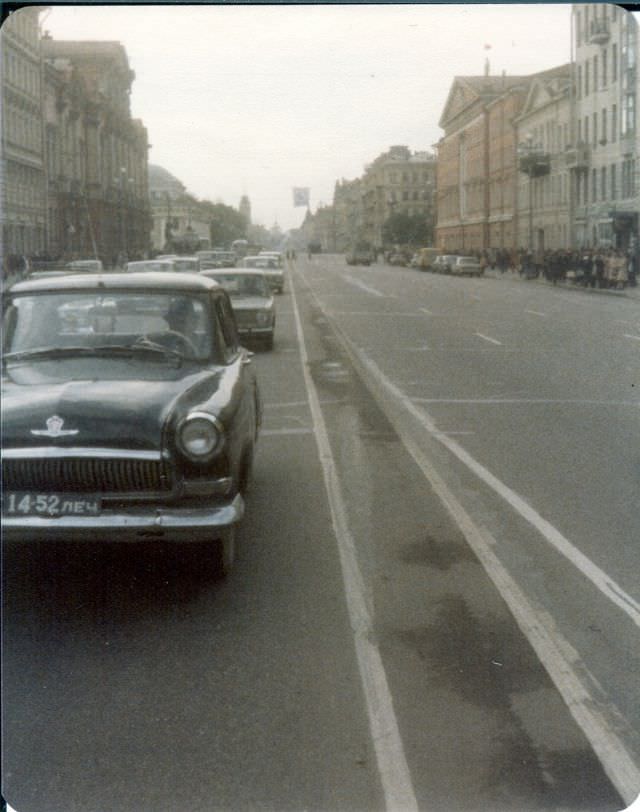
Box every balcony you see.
[589,19,610,45]
[518,142,551,177]
[564,142,590,170]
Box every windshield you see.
[126,261,173,272]
[3,291,213,361]
[173,259,199,272]
[210,273,269,298]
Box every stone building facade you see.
[148,164,210,252]
[1,8,47,261]
[572,3,638,251]
[361,146,436,250]
[436,73,532,253]
[514,67,572,251]
[41,37,150,264]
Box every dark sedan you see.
[2,272,261,576]
[201,268,275,350]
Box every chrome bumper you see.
[2,493,245,542]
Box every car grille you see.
[3,456,172,493]
[235,310,259,327]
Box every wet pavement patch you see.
[400,533,475,571]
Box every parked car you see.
[387,252,407,267]
[451,256,484,276]
[197,250,237,269]
[241,256,285,294]
[346,249,372,266]
[201,268,275,350]
[66,259,103,273]
[125,259,176,273]
[259,251,284,268]
[416,247,439,271]
[432,254,458,274]
[2,272,261,576]
[171,256,201,273]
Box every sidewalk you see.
[484,267,640,300]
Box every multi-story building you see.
[333,177,364,252]
[41,36,150,264]
[436,72,532,252]
[361,145,436,250]
[571,3,638,250]
[514,66,572,251]
[148,165,213,253]
[1,7,47,262]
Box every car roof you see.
[201,267,267,277]
[9,272,221,294]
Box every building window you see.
[593,56,598,90]
[601,166,606,200]
[577,64,582,99]
[601,108,607,142]
[593,111,598,144]
[612,43,618,82]
[612,103,617,141]
[584,116,589,143]
[585,59,590,95]
[602,48,607,86]
[592,168,597,201]
[611,164,617,199]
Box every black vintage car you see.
[2,272,261,575]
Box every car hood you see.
[2,358,224,452]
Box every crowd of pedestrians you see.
[475,247,638,290]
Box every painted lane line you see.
[525,310,547,317]
[298,271,640,806]
[623,334,640,342]
[261,428,313,436]
[289,275,419,812]
[342,274,385,297]
[419,307,433,315]
[331,311,425,318]
[474,332,503,346]
[412,398,640,407]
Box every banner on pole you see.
[293,187,310,207]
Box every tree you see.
[382,212,432,247]
[198,201,247,248]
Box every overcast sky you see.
[42,4,586,230]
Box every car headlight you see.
[256,311,269,325]
[177,412,224,461]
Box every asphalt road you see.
[2,255,637,812]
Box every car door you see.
[211,291,260,481]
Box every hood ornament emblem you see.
[31,415,79,438]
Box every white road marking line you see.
[342,274,385,297]
[261,428,313,436]
[290,275,419,812]
[298,266,640,802]
[331,311,424,317]
[412,398,639,407]
[474,332,503,346]
[525,310,547,317]
[623,334,640,342]
[419,307,433,315]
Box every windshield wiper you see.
[3,343,193,364]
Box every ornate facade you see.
[1,8,46,260]
[42,37,150,264]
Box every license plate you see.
[2,492,101,517]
